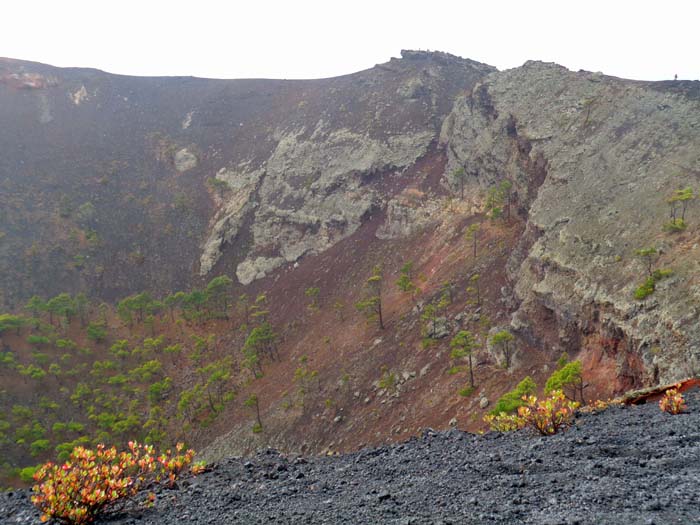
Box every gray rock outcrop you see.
[200,126,436,280]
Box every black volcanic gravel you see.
[3,393,700,524]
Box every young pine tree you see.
[450,330,478,388]
[490,330,515,368]
[356,265,384,329]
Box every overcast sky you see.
[2,0,697,81]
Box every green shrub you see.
[55,339,77,350]
[30,439,51,457]
[12,405,34,419]
[27,335,51,346]
[86,322,108,343]
[378,369,397,391]
[653,268,673,280]
[664,218,687,232]
[634,277,655,299]
[634,268,673,300]
[18,364,46,380]
[31,352,50,365]
[107,374,128,386]
[148,377,172,403]
[19,465,39,483]
[55,437,90,462]
[421,337,435,349]
[458,386,475,397]
[109,340,130,359]
[489,376,537,415]
[0,314,25,334]
[52,422,68,434]
[67,422,85,433]
[0,350,16,368]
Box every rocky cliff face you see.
[198,52,493,283]
[439,62,700,385]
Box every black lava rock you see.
[3,392,700,524]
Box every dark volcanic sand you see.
[3,392,700,524]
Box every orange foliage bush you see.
[659,386,686,415]
[31,441,202,524]
[484,390,580,435]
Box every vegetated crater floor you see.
[4,393,700,525]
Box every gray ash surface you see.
[3,393,700,524]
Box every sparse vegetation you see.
[634,247,659,277]
[634,268,673,300]
[293,356,319,405]
[420,302,439,340]
[242,321,277,378]
[332,301,345,321]
[305,287,320,311]
[458,385,475,397]
[378,367,397,392]
[206,177,231,198]
[0,275,263,485]
[665,187,694,232]
[244,394,263,433]
[206,275,233,319]
[86,321,107,343]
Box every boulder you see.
[174,147,197,172]
[426,317,450,339]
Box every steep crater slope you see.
[0,51,491,307]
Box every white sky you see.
[2,0,698,81]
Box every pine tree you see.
[356,265,384,329]
[490,330,515,368]
[450,330,478,388]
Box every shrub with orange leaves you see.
[31,441,200,524]
[659,386,686,415]
[484,390,579,435]
[590,399,611,411]
[578,398,620,414]
[518,391,580,435]
[483,412,523,432]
